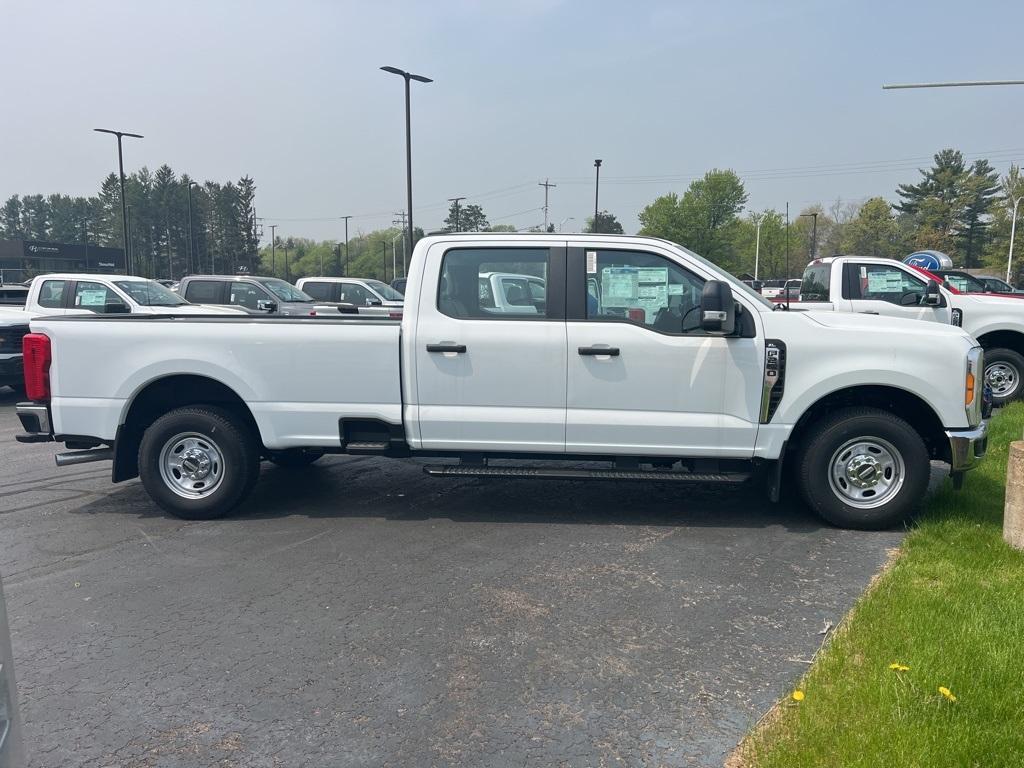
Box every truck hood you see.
[798,309,973,340]
[956,293,1024,311]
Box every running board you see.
[422,465,750,483]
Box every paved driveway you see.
[0,391,905,767]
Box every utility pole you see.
[269,224,277,276]
[538,180,556,231]
[340,215,352,276]
[283,243,290,282]
[186,181,197,274]
[754,214,763,282]
[593,159,602,232]
[785,202,791,283]
[393,211,408,262]
[447,196,465,231]
[382,240,388,282]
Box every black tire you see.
[138,406,259,520]
[266,449,324,468]
[983,348,1024,406]
[796,407,929,530]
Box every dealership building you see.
[0,239,126,281]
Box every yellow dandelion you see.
[938,686,957,702]
[888,663,910,672]
[791,690,805,702]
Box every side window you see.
[302,282,335,301]
[228,282,266,309]
[854,264,926,304]
[585,249,705,334]
[74,281,124,313]
[184,280,224,304]
[439,248,549,319]
[38,280,68,309]
[800,265,831,302]
[339,283,373,305]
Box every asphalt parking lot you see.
[0,390,907,768]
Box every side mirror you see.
[256,299,277,313]
[700,280,736,335]
[103,301,130,314]
[921,279,943,307]
[367,298,383,307]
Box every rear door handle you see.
[426,343,467,353]
[859,311,880,315]
[578,346,620,356]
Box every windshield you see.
[258,279,313,302]
[114,280,189,306]
[365,280,404,301]
[675,244,774,309]
[939,272,987,293]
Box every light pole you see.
[381,66,432,265]
[269,224,277,276]
[593,159,602,231]
[753,214,764,281]
[392,233,403,278]
[93,128,143,275]
[448,196,465,232]
[382,240,388,282]
[559,216,575,232]
[340,215,352,276]
[125,205,133,275]
[1008,195,1024,284]
[800,212,818,260]
[186,180,197,274]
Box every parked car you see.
[0,284,29,307]
[390,277,408,295]
[0,573,25,767]
[976,275,1024,294]
[0,307,32,394]
[927,269,1024,298]
[177,274,323,316]
[799,256,1024,405]
[479,271,547,314]
[16,234,987,530]
[24,274,244,316]
[295,277,404,317]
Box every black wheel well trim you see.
[112,374,261,483]
[977,330,1024,358]
[785,384,950,464]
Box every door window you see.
[302,281,337,301]
[338,283,374,305]
[74,281,127,313]
[37,280,68,309]
[439,248,549,318]
[583,249,705,334]
[852,264,926,304]
[184,280,224,304]
[228,282,267,309]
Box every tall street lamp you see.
[1008,195,1024,284]
[753,214,764,281]
[559,216,575,232]
[94,128,143,275]
[381,66,432,263]
[340,215,352,276]
[186,180,197,274]
[593,159,602,231]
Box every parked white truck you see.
[16,235,988,529]
[25,274,244,316]
[799,256,1024,405]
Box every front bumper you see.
[946,421,988,473]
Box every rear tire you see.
[266,449,324,468]
[983,348,1024,406]
[796,407,929,530]
[139,406,259,520]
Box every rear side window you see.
[184,280,224,304]
[38,280,68,309]
[302,281,337,301]
[800,265,831,301]
[439,248,549,319]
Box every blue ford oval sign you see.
[904,250,953,270]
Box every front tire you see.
[984,348,1024,406]
[139,406,259,520]
[796,407,929,530]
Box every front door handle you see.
[859,311,879,315]
[426,343,467,353]
[578,346,620,356]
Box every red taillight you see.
[388,312,403,320]
[23,333,51,402]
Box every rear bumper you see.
[15,402,53,443]
[946,421,988,473]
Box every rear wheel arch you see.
[114,374,262,482]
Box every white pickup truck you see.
[16,235,988,529]
[799,256,1024,405]
[26,274,243,316]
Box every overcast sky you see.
[3,0,1024,241]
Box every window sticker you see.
[586,251,597,274]
[867,271,903,293]
[78,289,108,307]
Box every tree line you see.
[0,166,258,279]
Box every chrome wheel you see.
[986,362,1019,399]
[828,436,905,509]
[158,432,226,499]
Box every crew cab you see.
[25,274,243,316]
[177,274,327,316]
[294,277,404,318]
[800,256,1024,405]
[16,235,988,530]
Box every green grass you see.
[741,404,1024,768]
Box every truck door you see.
[842,261,952,323]
[412,243,568,452]
[564,245,761,457]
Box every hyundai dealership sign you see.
[903,250,953,271]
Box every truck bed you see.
[32,314,403,448]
